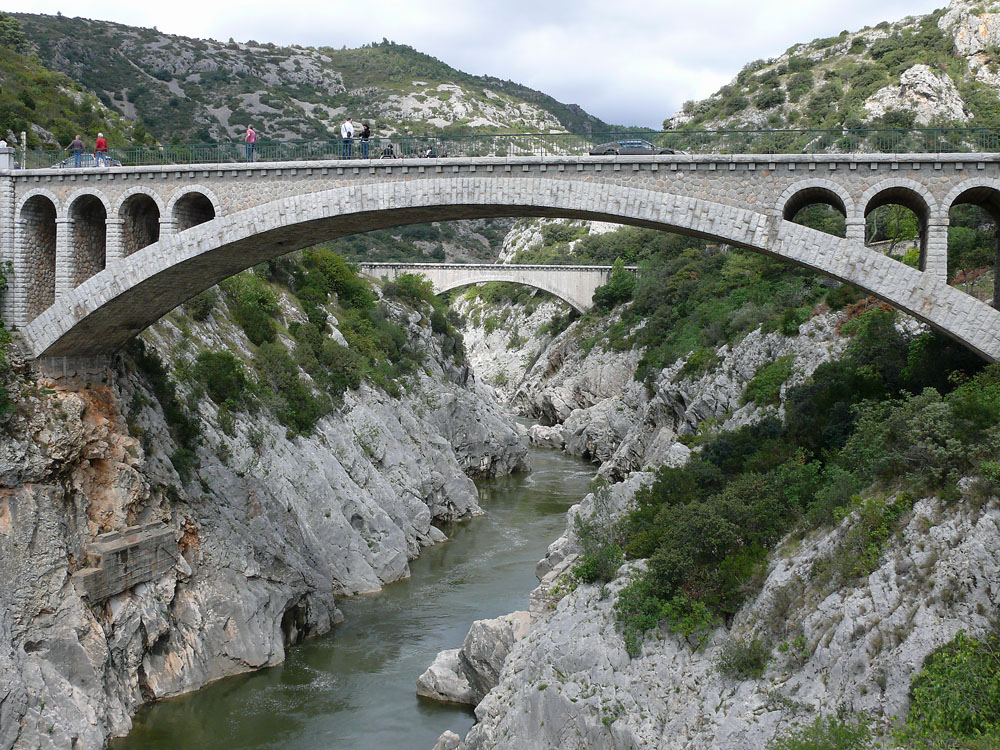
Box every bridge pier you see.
[159,217,178,239]
[924,220,949,282]
[105,217,124,264]
[846,218,864,246]
[54,218,75,300]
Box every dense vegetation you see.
[132,252,463,477]
[568,307,991,659]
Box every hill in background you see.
[14,12,612,146]
[666,0,1000,131]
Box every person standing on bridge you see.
[66,134,85,168]
[360,122,371,159]
[245,125,257,162]
[94,132,108,167]
[341,117,354,159]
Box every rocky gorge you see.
[423,215,1000,748]
[0,272,527,749]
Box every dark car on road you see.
[588,139,683,155]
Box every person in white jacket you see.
[341,118,354,159]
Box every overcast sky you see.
[11,0,946,127]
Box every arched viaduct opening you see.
[19,178,1000,363]
[173,192,216,231]
[121,193,161,257]
[68,194,108,288]
[947,185,1000,309]
[782,186,847,239]
[19,194,57,322]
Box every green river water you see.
[112,443,594,750]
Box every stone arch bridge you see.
[5,148,1000,369]
[358,263,638,312]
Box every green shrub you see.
[716,636,770,679]
[185,289,217,321]
[592,258,636,311]
[383,272,435,305]
[193,350,250,406]
[125,339,200,478]
[768,716,873,750]
[902,631,1000,746]
[254,342,329,436]
[812,493,914,586]
[614,580,715,657]
[572,485,625,585]
[681,347,720,378]
[743,356,796,407]
[221,272,280,345]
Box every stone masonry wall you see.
[71,522,176,602]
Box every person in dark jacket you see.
[360,123,371,158]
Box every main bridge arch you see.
[20,176,1000,362]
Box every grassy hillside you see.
[0,14,137,148]
[15,13,612,145]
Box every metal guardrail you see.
[20,128,1000,170]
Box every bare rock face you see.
[417,649,476,704]
[417,611,532,706]
[940,1,1000,58]
[863,64,971,124]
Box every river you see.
[112,443,594,750]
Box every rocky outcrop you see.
[451,479,1000,750]
[863,64,971,125]
[511,309,849,481]
[0,285,526,748]
[417,611,531,705]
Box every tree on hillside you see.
[0,14,26,53]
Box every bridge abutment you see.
[31,354,114,385]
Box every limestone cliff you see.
[0,277,526,748]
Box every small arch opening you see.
[121,193,161,257]
[948,187,1000,308]
[69,194,107,287]
[864,188,928,269]
[173,192,215,231]
[20,195,57,321]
